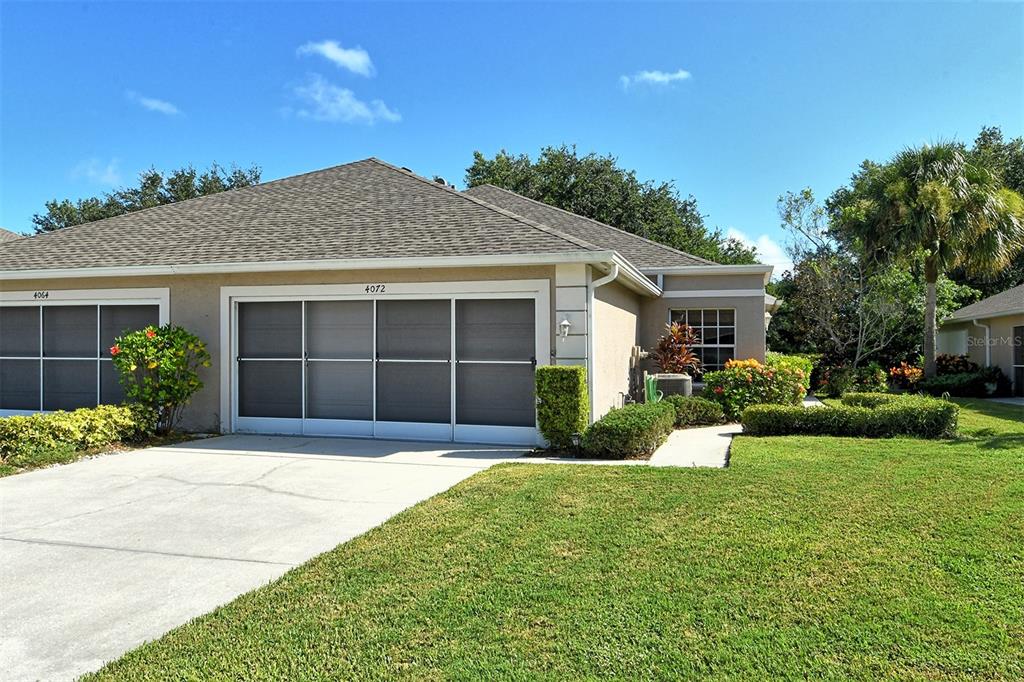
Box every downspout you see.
[587,263,619,423]
[972,319,991,367]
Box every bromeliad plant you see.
[110,325,211,434]
[650,323,702,375]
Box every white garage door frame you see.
[219,280,551,445]
[0,288,170,417]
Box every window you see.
[668,308,736,373]
[0,304,159,412]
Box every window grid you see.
[668,308,736,373]
[0,304,157,412]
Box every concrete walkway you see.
[649,424,742,468]
[988,397,1024,408]
[0,435,525,681]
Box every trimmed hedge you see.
[581,402,675,459]
[664,395,724,427]
[840,392,900,408]
[536,366,589,449]
[0,404,156,462]
[742,395,958,439]
[703,360,807,420]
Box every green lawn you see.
[91,400,1023,681]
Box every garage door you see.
[234,297,538,444]
[0,304,159,413]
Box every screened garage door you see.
[0,304,159,413]
[233,298,538,444]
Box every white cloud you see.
[71,158,122,186]
[297,40,374,77]
[292,74,400,124]
[126,91,180,115]
[620,69,692,88]
[726,227,793,277]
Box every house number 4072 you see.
[364,284,386,294]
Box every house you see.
[0,228,25,242]
[0,159,774,444]
[939,283,1024,397]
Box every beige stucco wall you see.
[942,314,1024,393]
[639,272,768,362]
[592,280,640,419]
[2,265,556,431]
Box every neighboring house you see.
[0,158,774,444]
[939,283,1024,397]
[0,228,25,242]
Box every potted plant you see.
[649,322,701,397]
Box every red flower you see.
[110,344,121,356]
[713,386,724,395]
[145,329,156,339]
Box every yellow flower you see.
[147,361,158,369]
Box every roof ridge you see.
[364,159,606,254]
[472,183,719,266]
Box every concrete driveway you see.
[0,435,524,681]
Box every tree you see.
[465,145,758,265]
[833,143,1024,377]
[32,162,261,233]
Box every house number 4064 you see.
[33,291,50,299]
[364,284,386,294]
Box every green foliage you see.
[465,145,758,265]
[0,404,155,463]
[742,396,958,439]
[816,363,888,398]
[765,352,815,390]
[580,402,675,459]
[936,353,980,375]
[651,323,702,374]
[535,366,589,449]
[702,360,807,420]
[32,163,261,233]
[664,395,724,427]
[918,368,1011,398]
[840,392,901,408]
[111,325,211,434]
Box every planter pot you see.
[654,373,692,397]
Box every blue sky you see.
[1,1,1021,273]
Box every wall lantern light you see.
[559,317,572,340]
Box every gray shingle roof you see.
[464,184,717,268]
[947,283,1024,322]
[0,228,25,242]
[0,159,600,273]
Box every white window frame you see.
[667,307,737,372]
[220,280,551,445]
[0,288,170,416]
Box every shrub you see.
[765,352,814,390]
[918,367,1011,398]
[664,395,724,427]
[581,402,675,459]
[702,359,806,420]
[650,323,701,374]
[936,353,980,375]
[536,365,589,449]
[742,395,958,439]
[817,362,888,397]
[840,392,900,408]
[111,325,211,434]
[889,361,923,389]
[0,404,155,463]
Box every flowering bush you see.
[111,325,211,434]
[702,358,806,420]
[650,323,701,375]
[889,361,923,389]
[765,352,815,390]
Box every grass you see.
[90,400,1023,681]
[0,432,196,478]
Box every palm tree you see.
[837,142,1024,377]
